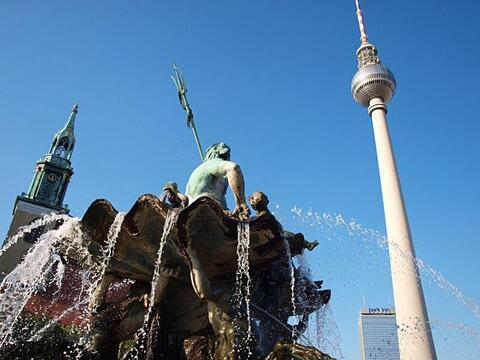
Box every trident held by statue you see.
[171,62,205,161]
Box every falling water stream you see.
[127,207,180,359]
[283,238,297,343]
[85,211,126,312]
[72,211,126,358]
[232,221,253,358]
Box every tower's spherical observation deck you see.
[351,63,396,107]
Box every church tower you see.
[25,102,77,210]
[0,103,79,279]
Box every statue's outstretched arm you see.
[226,163,246,203]
[216,161,250,220]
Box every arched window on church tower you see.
[54,138,69,158]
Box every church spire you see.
[25,103,79,209]
[48,102,78,160]
[64,100,79,132]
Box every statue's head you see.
[249,191,269,212]
[163,182,178,193]
[204,142,231,162]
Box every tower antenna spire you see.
[355,0,369,45]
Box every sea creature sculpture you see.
[159,182,189,208]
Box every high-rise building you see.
[350,1,436,358]
[0,103,79,280]
[359,307,400,360]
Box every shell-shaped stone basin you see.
[81,194,286,283]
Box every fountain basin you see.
[81,195,286,282]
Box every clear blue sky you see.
[0,0,479,358]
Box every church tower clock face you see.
[38,173,60,203]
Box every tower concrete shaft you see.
[368,98,436,359]
[351,1,437,358]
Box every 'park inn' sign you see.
[368,307,395,314]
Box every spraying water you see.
[0,217,83,348]
[291,251,340,356]
[429,318,480,357]
[232,221,252,358]
[290,205,480,357]
[0,213,71,258]
[28,270,90,343]
[251,303,315,348]
[291,206,480,321]
[313,304,343,359]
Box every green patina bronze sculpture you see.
[249,191,319,254]
[160,182,189,208]
[186,142,250,221]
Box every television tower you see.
[350,1,437,358]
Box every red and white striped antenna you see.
[355,0,369,45]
